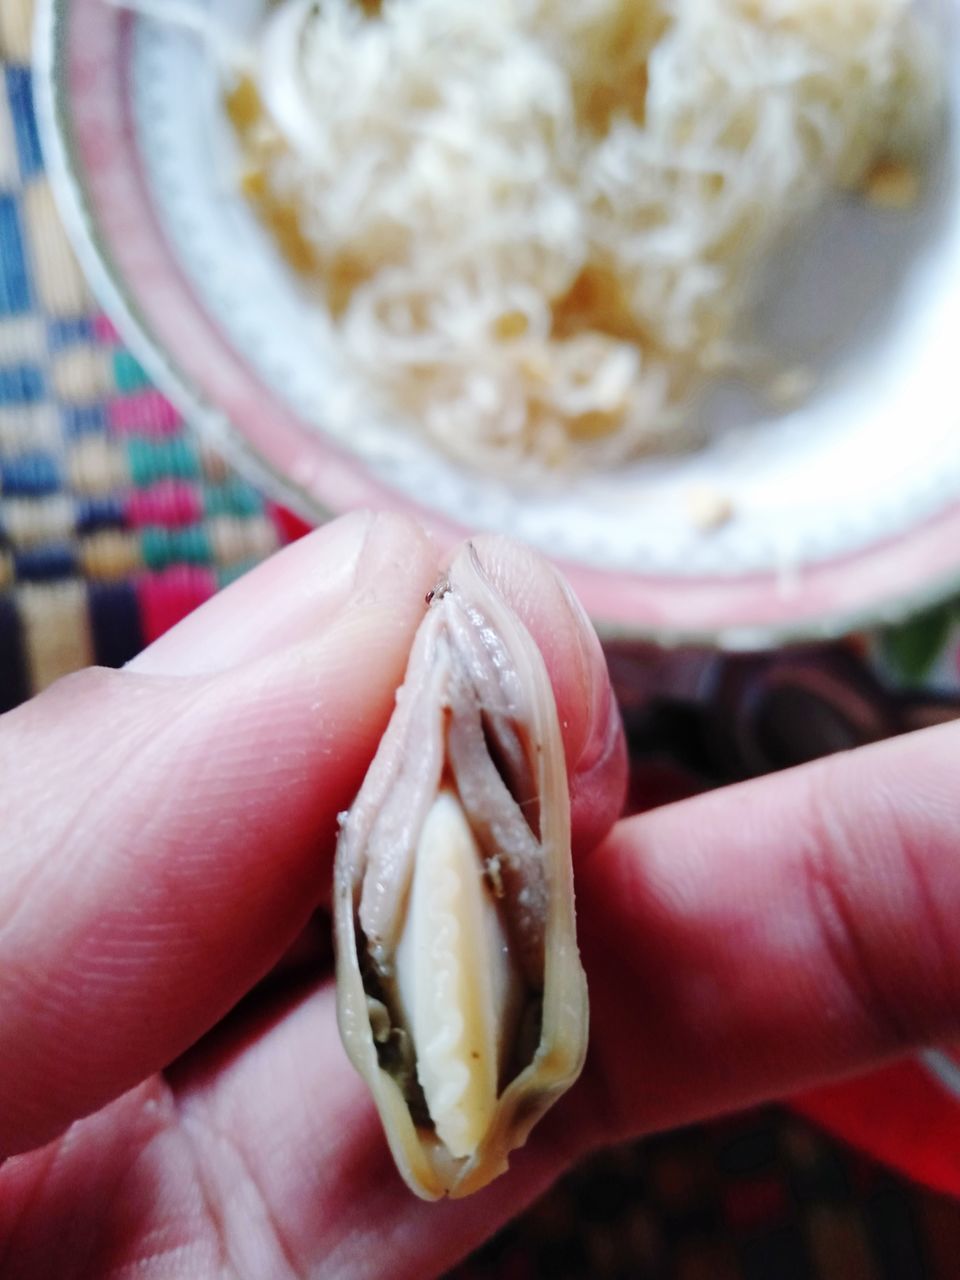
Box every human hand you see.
[0,511,623,1277]
[1,511,958,1278]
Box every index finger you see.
[577,718,960,1145]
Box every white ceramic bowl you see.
[35,0,960,645]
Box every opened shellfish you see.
[334,543,588,1199]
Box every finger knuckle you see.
[802,763,959,1053]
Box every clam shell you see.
[333,543,589,1199]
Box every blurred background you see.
[7,0,960,1274]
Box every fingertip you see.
[130,510,439,676]
[570,697,628,856]
[350,510,440,610]
[458,534,627,853]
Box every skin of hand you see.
[0,510,958,1279]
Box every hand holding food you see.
[4,515,960,1277]
[335,541,592,1197]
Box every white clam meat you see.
[333,544,589,1199]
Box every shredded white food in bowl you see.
[224,0,943,475]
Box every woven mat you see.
[4,6,960,1275]
[0,0,291,710]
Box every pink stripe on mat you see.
[92,314,121,344]
[108,391,181,435]
[138,565,217,643]
[125,481,201,528]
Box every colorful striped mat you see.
[4,3,960,1276]
[0,0,296,710]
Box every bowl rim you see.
[33,0,960,651]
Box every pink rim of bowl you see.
[34,0,960,649]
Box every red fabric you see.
[267,503,314,545]
[792,1061,960,1199]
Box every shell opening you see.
[357,768,544,1160]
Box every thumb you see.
[0,512,437,1159]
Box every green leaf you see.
[881,604,954,683]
